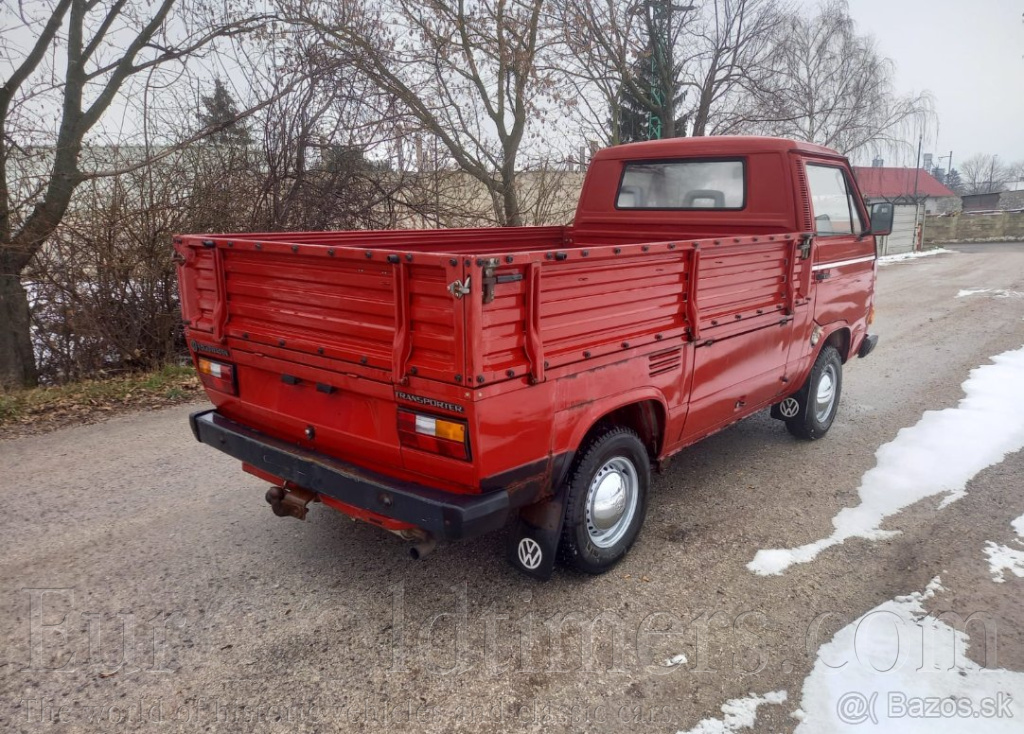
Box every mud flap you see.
[506,491,569,581]
[770,395,802,421]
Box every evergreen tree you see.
[614,54,687,143]
[199,78,252,146]
[944,168,964,195]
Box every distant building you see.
[961,189,1024,213]
[851,166,960,255]
[852,166,960,214]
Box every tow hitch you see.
[265,485,317,520]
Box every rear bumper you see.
[858,334,879,359]
[189,409,520,541]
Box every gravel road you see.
[2,244,1024,733]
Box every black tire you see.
[786,345,843,440]
[558,426,650,574]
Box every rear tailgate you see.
[174,235,469,483]
[175,236,465,383]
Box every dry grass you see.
[0,364,203,437]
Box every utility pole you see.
[912,134,923,252]
[647,0,670,140]
[987,155,999,194]
[937,150,953,182]
[645,1,694,140]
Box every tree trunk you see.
[502,185,523,227]
[0,269,38,388]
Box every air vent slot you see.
[795,162,813,231]
[648,347,682,377]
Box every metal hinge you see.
[798,235,813,260]
[447,276,471,299]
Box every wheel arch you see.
[822,324,852,362]
[555,392,669,477]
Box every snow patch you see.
[956,288,1024,299]
[677,691,787,734]
[877,248,953,266]
[749,344,1024,576]
[984,543,1024,583]
[1012,513,1024,537]
[984,511,1024,583]
[794,577,1024,732]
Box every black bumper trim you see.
[858,334,879,359]
[189,410,521,540]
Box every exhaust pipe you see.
[409,536,437,560]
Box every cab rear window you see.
[616,159,745,210]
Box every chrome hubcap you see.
[814,365,837,423]
[586,457,639,548]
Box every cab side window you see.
[806,164,863,236]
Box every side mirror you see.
[869,202,894,237]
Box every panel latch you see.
[447,276,471,299]
[481,256,523,304]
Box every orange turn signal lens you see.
[196,357,237,395]
[397,410,469,460]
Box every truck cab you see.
[177,136,889,579]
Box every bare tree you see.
[0,0,275,388]
[685,0,787,137]
[284,0,555,227]
[1004,159,1024,187]
[960,154,1011,195]
[553,0,694,145]
[735,0,933,156]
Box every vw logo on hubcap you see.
[517,538,543,570]
[779,397,800,418]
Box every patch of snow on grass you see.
[794,577,1024,732]
[749,344,1024,576]
[677,691,787,734]
[984,511,1024,583]
[877,248,953,266]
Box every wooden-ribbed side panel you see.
[407,264,459,377]
[696,241,790,328]
[177,248,217,333]
[477,254,689,373]
[222,251,397,369]
[541,255,688,358]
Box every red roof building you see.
[852,167,960,214]
[852,167,958,201]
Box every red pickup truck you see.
[176,136,891,579]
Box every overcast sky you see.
[841,0,1024,168]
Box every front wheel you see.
[558,427,650,574]
[785,345,843,440]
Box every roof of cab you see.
[591,136,842,162]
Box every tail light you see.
[196,357,237,395]
[397,409,469,460]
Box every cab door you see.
[801,162,875,361]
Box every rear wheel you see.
[558,426,650,574]
[785,345,843,440]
